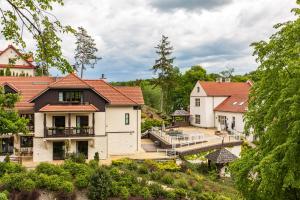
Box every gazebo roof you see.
[171,109,190,116]
[205,148,238,164]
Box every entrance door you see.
[77,141,88,158]
[53,116,65,136]
[0,137,14,155]
[53,142,65,160]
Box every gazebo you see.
[171,109,190,127]
[205,148,238,177]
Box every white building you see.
[190,79,252,134]
[0,73,144,162]
[0,45,35,76]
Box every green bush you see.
[174,188,187,199]
[0,193,7,200]
[193,182,204,192]
[63,160,92,177]
[109,167,121,181]
[94,152,100,161]
[1,173,35,192]
[87,168,112,200]
[0,162,25,176]
[138,164,149,174]
[75,174,90,189]
[36,162,66,176]
[145,160,180,172]
[150,170,163,180]
[141,119,163,132]
[66,152,86,163]
[161,173,174,185]
[176,178,189,189]
[139,187,151,200]
[148,183,166,199]
[4,155,10,163]
[119,186,130,200]
[60,181,74,193]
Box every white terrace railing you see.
[150,127,205,148]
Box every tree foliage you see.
[74,27,101,78]
[152,35,180,113]
[0,87,28,135]
[230,2,300,199]
[0,0,75,75]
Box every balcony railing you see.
[44,127,94,137]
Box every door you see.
[53,142,65,160]
[76,116,89,135]
[77,141,88,158]
[53,116,65,135]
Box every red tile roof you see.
[199,81,251,96]
[0,76,56,112]
[0,74,144,112]
[214,95,248,113]
[39,104,98,112]
[115,86,145,105]
[198,81,251,113]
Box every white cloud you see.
[0,0,297,81]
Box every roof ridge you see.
[0,45,35,68]
[49,73,91,88]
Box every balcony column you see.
[92,113,95,135]
[68,113,71,136]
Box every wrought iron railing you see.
[44,127,94,137]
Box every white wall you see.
[214,111,245,133]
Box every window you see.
[195,98,200,107]
[218,116,226,125]
[20,136,33,148]
[197,87,200,93]
[58,91,83,102]
[125,113,130,125]
[195,115,201,124]
[231,116,236,129]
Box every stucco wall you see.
[214,111,245,133]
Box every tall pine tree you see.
[74,27,101,78]
[152,35,179,114]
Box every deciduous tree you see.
[230,2,300,199]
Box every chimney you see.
[100,74,106,79]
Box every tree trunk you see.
[160,89,163,113]
[80,63,84,78]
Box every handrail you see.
[44,127,94,137]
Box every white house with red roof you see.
[0,45,35,76]
[190,79,252,134]
[0,73,144,162]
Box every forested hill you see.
[111,66,258,113]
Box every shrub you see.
[139,187,151,200]
[174,188,187,199]
[109,167,121,181]
[36,162,65,176]
[75,174,90,189]
[94,152,100,161]
[112,158,133,167]
[150,170,163,181]
[176,178,189,189]
[0,192,7,200]
[60,181,74,193]
[145,160,180,172]
[4,155,10,163]
[161,173,174,185]
[0,162,25,176]
[1,173,35,192]
[193,182,204,192]
[66,152,86,163]
[88,160,99,168]
[119,186,130,200]
[138,164,149,174]
[87,168,112,200]
[63,160,92,177]
[148,183,166,199]
[141,119,163,132]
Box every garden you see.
[0,155,241,200]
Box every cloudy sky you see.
[1,0,297,81]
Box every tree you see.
[230,2,300,199]
[74,27,101,78]
[0,87,28,135]
[219,67,234,78]
[88,168,112,200]
[152,35,179,113]
[5,68,11,76]
[0,0,75,75]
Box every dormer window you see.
[58,91,83,103]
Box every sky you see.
[0,0,297,81]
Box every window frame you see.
[20,136,33,148]
[125,113,130,125]
[58,91,83,103]
[195,115,201,124]
[195,98,201,107]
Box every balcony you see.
[44,127,94,138]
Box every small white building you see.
[0,45,35,76]
[190,79,252,135]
